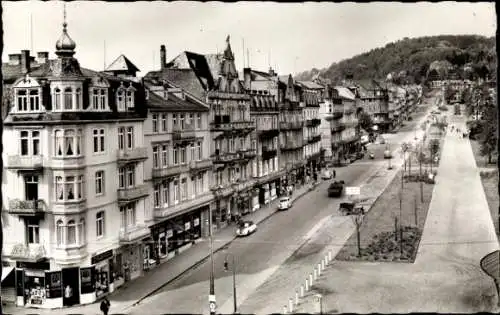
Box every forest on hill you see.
[295,35,496,85]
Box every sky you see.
[2,1,496,77]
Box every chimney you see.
[8,54,21,66]
[20,50,31,74]
[37,52,49,64]
[269,67,276,77]
[160,45,166,70]
[243,67,252,90]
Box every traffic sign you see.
[481,250,500,279]
[345,186,360,195]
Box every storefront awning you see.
[1,266,14,282]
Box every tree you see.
[478,99,498,164]
[429,139,440,171]
[358,111,374,131]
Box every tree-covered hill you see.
[295,35,496,84]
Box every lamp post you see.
[224,253,238,313]
[209,198,216,315]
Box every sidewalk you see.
[3,180,319,315]
[293,114,499,314]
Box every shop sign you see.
[25,269,45,277]
[45,271,62,299]
[91,249,114,265]
[185,222,191,230]
[80,266,95,294]
[194,218,200,226]
[166,229,173,238]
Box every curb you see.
[130,182,321,308]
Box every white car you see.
[321,170,333,180]
[236,221,257,237]
[278,196,292,210]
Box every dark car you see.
[328,180,345,197]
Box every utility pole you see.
[209,197,216,315]
[224,254,237,313]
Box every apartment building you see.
[242,68,282,208]
[144,37,256,230]
[296,81,322,172]
[142,79,212,266]
[329,87,359,163]
[353,80,390,132]
[277,75,306,184]
[2,20,149,308]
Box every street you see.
[127,100,435,314]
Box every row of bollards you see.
[283,250,333,313]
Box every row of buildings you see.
[1,18,421,308]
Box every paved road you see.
[128,100,435,314]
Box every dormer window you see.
[64,87,73,110]
[126,88,135,108]
[13,76,43,113]
[115,85,135,111]
[54,88,62,110]
[92,88,108,111]
[117,89,125,111]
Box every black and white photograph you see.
[0,1,497,314]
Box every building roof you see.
[145,68,207,101]
[334,86,356,100]
[146,88,208,112]
[105,54,140,73]
[297,80,324,90]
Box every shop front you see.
[90,249,113,300]
[251,188,260,211]
[259,183,270,206]
[269,182,277,201]
[119,243,143,282]
[15,260,51,308]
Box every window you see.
[180,114,185,129]
[153,146,160,168]
[17,90,28,111]
[75,88,81,109]
[118,127,125,150]
[161,145,168,167]
[181,178,187,200]
[161,114,167,132]
[120,203,136,228]
[196,114,202,129]
[197,142,202,160]
[29,90,40,111]
[92,88,107,110]
[117,89,125,111]
[67,220,77,245]
[154,184,161,208]
[189,144,195,162]
[99,89,106,110]
[192,176,198,196]
[173,147,179,165]
[64,87,73,110]
[26,219,40,244]
[197,173,204,194]
[56,220,64,246]
[161,181,169,207]
[180,147,186,164]
[126,89,135,108]
[172,114,177,127]
[119,165,135,188]
[24,175,39,201]
[20,131,29,156]
[79,219,85,244]
[55,175,84,201]
[95,171,104,195]
[173,180,179,204]
[152,114,158,133]
[229,138,235,152]
[92,89,99,110]
[96,211,105,237]
[126,127,134,149]
[93,129,105,153]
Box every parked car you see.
[356,151,365,159]
[236,221,257,237]
[278,196,293,211]
[328,180,345,197]
[321,170,333,180]
[383,150,392,159]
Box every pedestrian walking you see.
[332,169,336,178]
[100,297,111,315]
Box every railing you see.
[8,199,46,215]
[9,243,47,261]
[210,121,255,131]
[306,118,321,127]
[280,142,303,151]
[262,148,277,160]
[212,152,241,164]
[189,159,212,171]
[152,164,189,178]
[331,121,346,132]
[117,185,149,203]
[117,147,148,163]
[308,135,322,143]
[240,148,257,159]
[6,155,45,170]
[154,192,214,219]
[118,226,150,244]
[258,129,279,138]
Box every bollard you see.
[309,273,313,286]
[325,254,329,265]
[300,285,305,297]
[305,278,309,291]
[329,250,332,262]
[314,268,318,280]
[288,297,294,313]
[283,305,288,314]
[295,290,299,305]
[322,259,326,270]
[318,263,322,274]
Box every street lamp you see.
[209,186,223,315]
[223,253,238,313]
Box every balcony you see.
[53,245,88,265]
[210,121,255,133]
[262,148,277,160]
[232,178,256,192]
[172,127,197,141]
[258,129,279,139]
[50,155,85,169]
[189,159,212,172]
[308,135,322,144]
[240,148,257,159]
[279,121,304,130]
[212,149,256,164]
[117,185,149,204]
[8,243,47,262]
[6,155,45,171]
[331,122,346,133]
[155,192,214,219]
[306,118,321,127]
[8,199,46,216]
[210,185,235,198]
[119,226,150,244]
[117,147,148,165]
[152,164,189,179]
[280,142,303,151]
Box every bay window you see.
[64,87,73,109]
[67,220,77,245]
[161,145,168,167]
[181,178,187,200]
[29,90,40,111]
[55,217,86,247]
[56,220,64,246]
[126,127,134,149]
[54,129,82,157]
[180,147,186,164]
[119,165,135,188]
[120,203,136,228]
[92,88,108,110]
[55,174,84,202]
[154,184,161,208]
